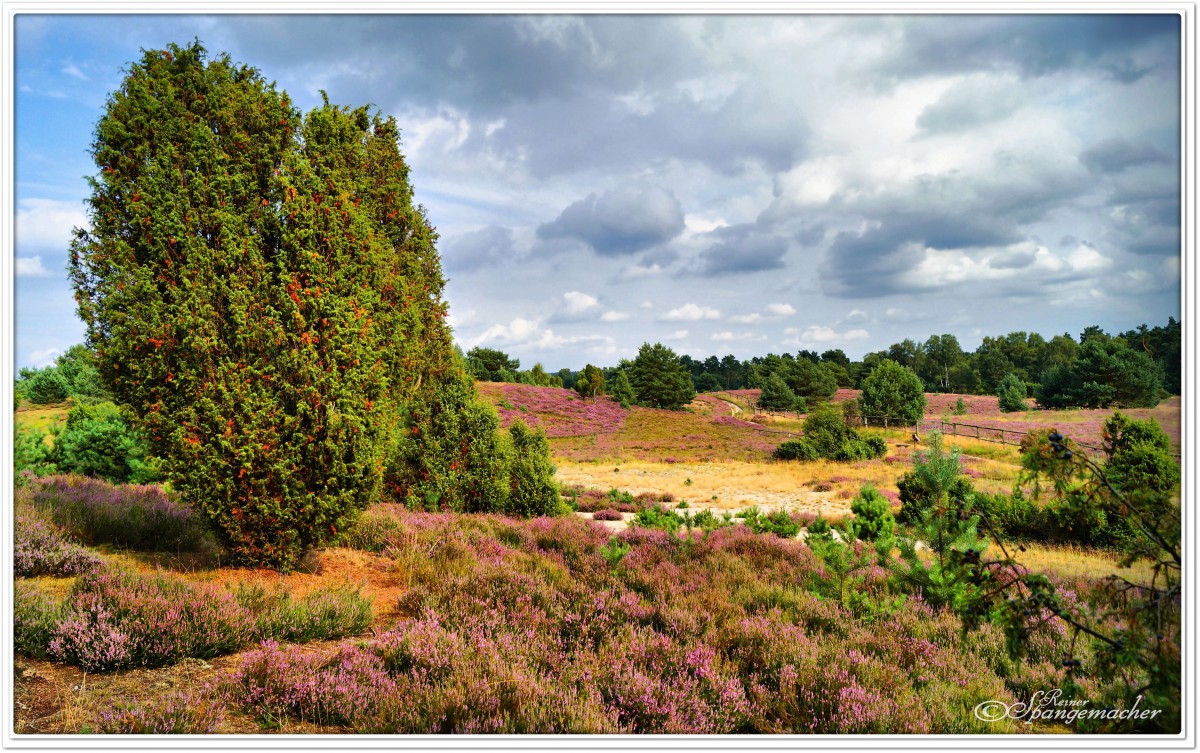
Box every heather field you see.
[13,478,1160,735]
[12,386,1182,735]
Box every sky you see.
[11,12,1184,372]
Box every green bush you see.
[55,401,161,485]
[14,425,58,482]
[971,490,1044,540]
[849,486,896,541]
[996,373,1029,413]
[773,439,819,461]
[1101,412,1179,496]
[774,404,887,462]
[23,368,71,405]
[506,421,560,517]
[631,505,684,533]
[743,509,801,539]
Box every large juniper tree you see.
[69,42,462,568]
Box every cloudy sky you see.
[13,13,1182,371]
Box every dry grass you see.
[556,456,908,518]
[15,405,69,445]
[985,541,1158,585]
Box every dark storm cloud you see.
[1080,138,1171,174]
[695,224,789,277]
[877,15,1179,82]
[221,15,694,113]
[441,225,515,274]
[537,185,685,256]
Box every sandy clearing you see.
[557,459,860,517]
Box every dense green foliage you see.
[1037,338,1163,409]
[757,373,801,412]
[996,373,1029,413]
[859,360,926,425]
[387,370,558,517]
[848,486,896,541]
[773,403,886,462]
[574,364,605,401]
[466,347,520,382]
[55,402,161,485]
[67,42,467,568]
[629,342,696,410]
[608,370,636,409]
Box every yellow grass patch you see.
[986,541,1157,585]
[556,457,904,517]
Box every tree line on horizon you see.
[460,317,1179,413]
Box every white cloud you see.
[618,263,664,280]
[783,325,869,346]
[844,308,869,323]
[668,330,689,339]
[16,198,86,250]
[28,348,61,368]
[729,313,763,324]
[600,310,630,322]
[472,317,541,346]
[61,63,87,80]
[712,331,767,342]
[661,303,721,322]
[562,290,599,315]
[765,303,796,316]
[16,256,52,277]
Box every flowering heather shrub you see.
[97,689,224,734]
[592,509,624,521]
[235,582,374,643]
[30,475,211,552]
[216,509,1130,733]
[493,384,628,437]
[48,567,254,671]
[14,582,66,659]
[14,507,102,578]
[232,640,400,729]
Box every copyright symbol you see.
[974,700,1011,723]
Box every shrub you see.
[972,490,1044,540]
[860,360,926,425]
[506,421,560,517]
[1101,412,1179,496]
[996,373,1029,413]
[31,475,211,552]
[848,486,896,541]
[743,509,802,539]
[631,504,685,533]
[235,582,373,643]
[773,439,820,461]
[231,640,398,729]
[592,509,624,521]
[774,405,886,462]
[48,567,255,671]
[23,367,71,404]
[97,689,225,734]
[54,401,161,484]
[14,507,102,578]
[14,425,58,481]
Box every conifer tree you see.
[68,42,459,568]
